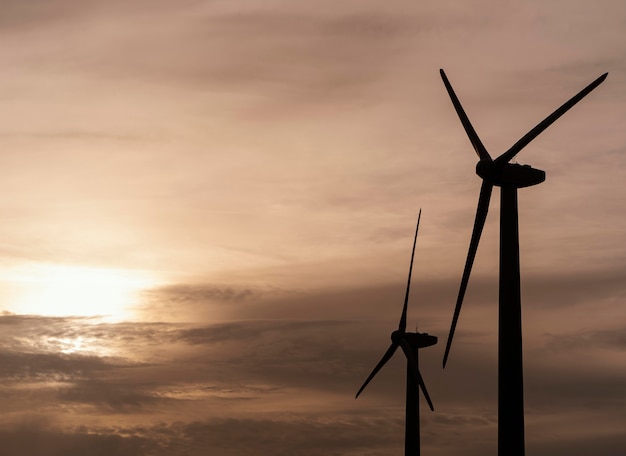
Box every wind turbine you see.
[439,69,607,456]
[356,210,437,456]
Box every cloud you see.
[0,420,153,456]
[165,415,404,456]
[527,428,626,456]
[57,378,165,411]
[522,269,626,310]
[148,283,257,306]
[1,2,420,103]
[0,272,623,454]
[0,413,405,456]
[0,350,111,381]
[543,327,626,351]
[0,409,622,456]
[0,0,93,28]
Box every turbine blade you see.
[440,69,492,162]
[355,343,398,399]
[399,338,419,380]
[417,371,435,412]
[399,338,434,411]
[443,180,493,368]
[399,209,422,332]
[494,72,608,166]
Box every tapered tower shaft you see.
[498,185,525,456]
[402,332,436,455]
[405,346,420,456]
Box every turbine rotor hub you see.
[476,160,494,180]
[391,330,404,344]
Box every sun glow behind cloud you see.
[0,263,159,322]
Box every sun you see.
[1,263,158,321]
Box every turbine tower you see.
[356,210,437,456]
[439,69,607,456]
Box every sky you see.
[0,0,624,455]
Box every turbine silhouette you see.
[356,210,437,456]
[440,69,607,456]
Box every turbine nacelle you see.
[476,161,546,188]
[391,330,437,348]
[405,331,438,349]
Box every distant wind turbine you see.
[440,68,607,456]
[356,210,437,456]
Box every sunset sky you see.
[0,1,625,455]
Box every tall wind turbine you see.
[439,69,607,456]
[356,210,437,456]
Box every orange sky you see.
[0,1,624,455]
